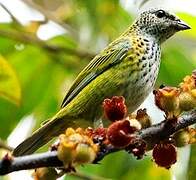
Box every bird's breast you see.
[122,38,161,112]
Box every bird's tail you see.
[13,116,68,157]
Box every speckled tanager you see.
[13,9,190,156]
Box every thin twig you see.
[138,110,196,145]
[0,3,21,25]
[0,151,61,176]
[0,29,94,59]
[0,1,95,60]
[21,0,77,39]
[136,0,151,8]
[0,109,195,175]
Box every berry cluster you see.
[154,71,196,118]
[57,128,98,169]
[102,96,147,159]
[54,72,196,170]
[54,96,149,170]
[152,71,196,168]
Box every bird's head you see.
[134,9,191,43]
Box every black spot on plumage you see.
[135,78,139,83]
[152,42,156,48]
[149,63,153,68]
[144,39,149,42]
[145,48,150,54]
[142,63,147,68]
[150,52,154,59]
[143,71,147,77]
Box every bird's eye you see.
[156,10,166,18]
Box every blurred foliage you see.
[0,0,195,179]
[177,13,196,38]
[0,55,21,105]
[67,151,170,180]
[188,146,196,179]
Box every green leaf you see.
[47,34,77,49]
[177,13,196,38]
[188,146,196,179]
[65,151,170,180]
[0,54,21,105]
[157,44,195,86]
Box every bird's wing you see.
[61,38,131,108]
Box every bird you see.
[13,8,190,156]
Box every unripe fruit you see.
[75,143,97,164]
[33,168,57,180]
[153,87,180,116]
[180,74,196,92]
[57,128,98,167]
[173,129,190,147]
[179,92,196,111]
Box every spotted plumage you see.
[13,9,191,156]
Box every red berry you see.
[85,127,94,137]
[107,120,137,148]
[103,96,127,121]
[92,128,107,141]
[128,138,146,159]
[152,143,177,169]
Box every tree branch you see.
[139,110,196,145]
[0,3,21,25]
[0,109,195,176]
[21,0,77,39]
[0,29,94,59]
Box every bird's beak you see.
[175,20,191,31]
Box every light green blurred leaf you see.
[0,54,21,105]
[177,13,196,38]
[158,44,195,86]
[188,146,196,179]
[65,151,170,180]
[47,34,77,49]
